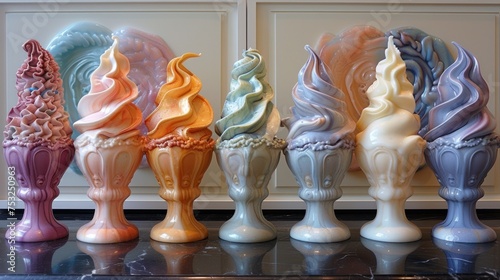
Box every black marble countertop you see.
[0,210,499,279]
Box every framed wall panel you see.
[248,0,500,209]
[0,0,245,209]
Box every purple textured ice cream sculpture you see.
[283,45,355,242]
[424,42,499,243]
[3,40,75,242]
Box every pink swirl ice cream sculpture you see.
[355,37,426,243]
[3,40,74,242]
[73,37,144,244]
[3,40,75,242]
[215,48,286,243]
[145,52,214,243]
[283,45,355,243]
[424,42,499,243]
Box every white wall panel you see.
[0,0,244,209]
[248,0,500,209]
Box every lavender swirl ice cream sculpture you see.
[283,45,355,243]
[215,48,286,243]
[355,37,426,243]
[3,40,74,242]
[73,37,144,244]
[424,42,499,243]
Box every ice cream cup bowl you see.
[146,140,213,243]
[75,134,143,244]
[284,140,354,243]
[4,141,74,242]
[425,136,499,243]
[215,136,285,243]
[356,142,424,243]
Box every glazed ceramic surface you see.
[4,144,74,242]
[356,145,423,242]
[146,146,212,243]
[75,136,143,243]
[215,142,282,243]
[425,139,498,243]
[285,146,352,243]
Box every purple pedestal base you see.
[4,143,74,242]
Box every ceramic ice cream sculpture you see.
[3,40,74,242]
[215,48,286,243]
[145,53,214,243]
[424,42,499,243]
[283,45,355,243]
[355,37,426,243]
[74,37,143,243]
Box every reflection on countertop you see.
[0,211,499,279]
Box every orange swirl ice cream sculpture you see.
[355,37,426,242]
[145,53,214,243]
[73,37,144,244]
[4,40,74,242]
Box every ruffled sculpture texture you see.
[3,39,74,242]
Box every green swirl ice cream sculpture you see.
[215,48,286,243]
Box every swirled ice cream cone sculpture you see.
[355,37,425,243]
[3,40,74,242]
[73,37,143,243]
[215,48,285,243]
[145,53,214,243]
[423,43,499,243]
[283,46,355,243]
